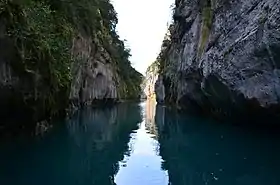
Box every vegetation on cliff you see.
[0,0,142,123]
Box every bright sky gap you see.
[112,0,174,74]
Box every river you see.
[0,100,280,185]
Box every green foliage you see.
[120,67,143,99]
[46,0,101,34]
[110,37,143,99]
[1,0,73,117]
[1,0,142,121]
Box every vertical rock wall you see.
[156,0,280,119]
[70,34,120,108]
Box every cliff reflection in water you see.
[115,100,169,185]
[145,100,158,137]
[155,105,280,185]
[1,102,280,185]
[0,103,142,185]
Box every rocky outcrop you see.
[143,61,159,99]
[0,33,122,125]
[69,34,120,108]
[0,31,37,123]
[156,0,280,120]
[155,75,165,104]
[0,1,142,127]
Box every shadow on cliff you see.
[161,73,280,127]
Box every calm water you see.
[1,101,280,185]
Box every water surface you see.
[0,101,280,185]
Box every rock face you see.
[0,0,142,128]
[0,33,122,123]
[155,75,165,104]
[0,29,34,123]
[143,61,159,99]
[69,34,120,107]
[156,0,280,119]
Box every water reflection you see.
[115,100,168,185]
[1,102,280,185]
[155,104,280,185]
[0,103,142,185]
[145,100,158,137]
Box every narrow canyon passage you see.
[1,0,280,184]
[1,100,280,185]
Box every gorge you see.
[2,0,280,129]
[1,0,280,184]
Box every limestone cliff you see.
[156,0,280,120]
[0,0,142,127]
[70,34,119,107]
[143,61,159,99]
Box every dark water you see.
[1,101,280,185]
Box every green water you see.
[0,101,280,185]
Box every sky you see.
[112,0,173,74]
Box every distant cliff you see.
[155,0,280,120]
[0,0,142,127]
[143,61,159,99]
